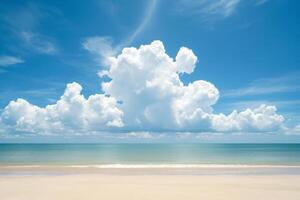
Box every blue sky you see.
[0,0,300,142]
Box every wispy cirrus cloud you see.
[255,0,269,6]
[176,0,270,22]
[0,80,66,107]
[124,0,158,46]
[0,55,24,67]
[82,0,158,65]
[176,0,241,18]
[82,36,116,66]
[20,31,57,55]
[223,74,300,97]
[0,2,58,55]
[222,100,300,111]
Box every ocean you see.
[0,143,300,166]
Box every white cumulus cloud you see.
[101,40,217,130]
[0,40,286,135]
[0,82,123,135]
[100,40,283,132]
[211,104,284,132]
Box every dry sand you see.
[1,171,300,200]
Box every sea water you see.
[0,143,300,166]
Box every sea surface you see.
[0,143,300,166]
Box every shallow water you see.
[0,143,300,166]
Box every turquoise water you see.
[0,143,300,166]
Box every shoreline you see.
[2,164,300,168]
[2,164,300,176]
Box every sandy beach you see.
[1,167,300,200]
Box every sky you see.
[0,0,300,142]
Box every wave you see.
[3,164,300,169]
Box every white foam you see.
[66,164,300,169]
[3,164,300,169]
